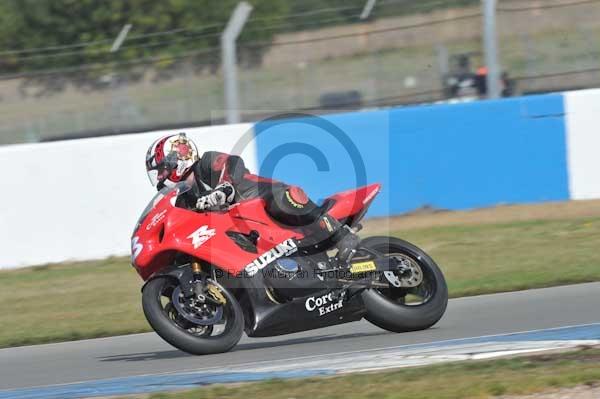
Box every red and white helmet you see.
[145,133,199,188]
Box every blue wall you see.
[254,94,570,217]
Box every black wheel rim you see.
[157,279,235,339]
[372,244,437,307]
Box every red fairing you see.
[327,183,381,220]
[131,184,381,281]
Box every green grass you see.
[0,258,148,348]
[122,347,600,399]
[1,216,599,348]
[397,218,600,297]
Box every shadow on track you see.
[97,330,391,362]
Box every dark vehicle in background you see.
[443,52,516,100]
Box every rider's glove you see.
[196,182,235,210]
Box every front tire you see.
[361,236,448,332]
[142,276,244,355]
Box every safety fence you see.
[2,0,600,145]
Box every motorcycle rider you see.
[145,133,359,259]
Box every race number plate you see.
[350,260,377,274]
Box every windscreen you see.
[133,182,192,233]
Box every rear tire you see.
[142,277,244,355]
[361,236,448,332]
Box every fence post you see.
[482,0,501,99]
[360,0,377,20]
[222,2,253,124]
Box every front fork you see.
[190,261,207,301]
[177,261,225,306]
[190,261,227,305]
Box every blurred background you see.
[1,4,600,397]
[1,0,599,145]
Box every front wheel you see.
[361,236,448,332]
[142,276,244,355]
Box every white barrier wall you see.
[0,123,256,269]
[2,88,600,270]
[565,89,600,200]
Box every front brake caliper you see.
[207,283,227,305]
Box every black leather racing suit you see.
[184,151,347,250]
[191,151,322,226]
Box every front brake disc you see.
[171,286,223,325]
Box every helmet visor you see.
[146,151,179,187]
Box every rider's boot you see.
[297,214,360,262]
[336,229,360,262]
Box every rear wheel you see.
[142,276,244,355]
[361,236,448,332]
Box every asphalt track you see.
[1,282,599,395]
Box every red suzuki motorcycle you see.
[131,182,448,355]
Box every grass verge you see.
[123,347,600,399]
[396,217,600,297]
[1,213,599,348]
